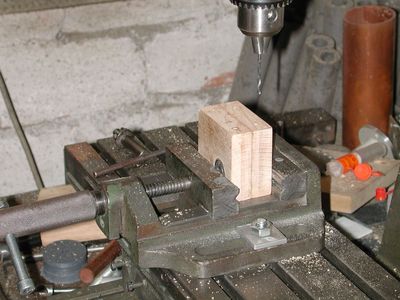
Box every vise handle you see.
[0,191,106,241]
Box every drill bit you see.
[256,38,271,96]
[257,53,262,96]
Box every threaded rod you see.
[144,178,192,198]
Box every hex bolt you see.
[252,218,272,237]
[5,233,35,295]
[214,159,225,176]
[255,218,267,229]
[113,128,146,156]
[126,280,145,292]
[144,178,192,198]
[111,257,124,270]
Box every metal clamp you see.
[237,218,287,250]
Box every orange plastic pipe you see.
[343,6,396,149]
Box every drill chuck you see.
[231,0,293,54]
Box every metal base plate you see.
[237,223,287,250]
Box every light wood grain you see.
[38,185,106,246]
[198,101,273,201]
[322,159,400,213]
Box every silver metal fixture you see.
[251,218,272,237]
[230,0,293,54]
[5,234,35,295]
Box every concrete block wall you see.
[0,0,243,196]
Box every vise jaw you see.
[64,125,324,279]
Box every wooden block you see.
[198,101,273,201]
[38,185,106,246]
[321,159,400,213]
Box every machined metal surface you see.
[1,222,398,299]
[324,225,400,299]
[230,0,293,54]
[238,7,284,38]
[63,122,324,280]
[358,125,394,159]
[165,143,240,219]
[141,224,399,300]
[1,122,399,299]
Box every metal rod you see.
[0,72,44,189]
[0,191,104,241]
[5,234,35,295]
[124,137,146,156]
[93,149,165,178]
[38,286,75,296]
[80,240,121,284]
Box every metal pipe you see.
[343,6,396,149]
[0,191,105,241]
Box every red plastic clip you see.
[375,187,387,202]
[375,187,394,202]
